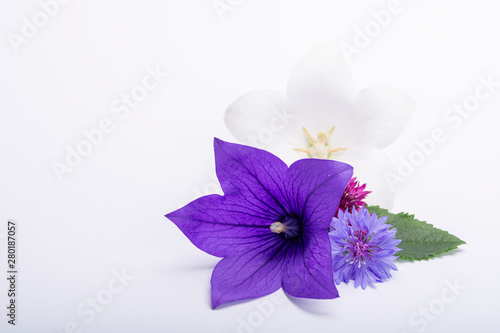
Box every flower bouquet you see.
[165,47,465,309]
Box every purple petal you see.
[281,230,338,299]
[167,139,355,307]
[211,238,288,308]
[214,138,291,217]
[288,159,353,229]
[166,194,281,257]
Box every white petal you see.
[338,149,396,210]
[358,87,416,149]
[224,90,287,149]
[224,90,306,164]
[266,131,308,165]
[286,47,357,123]
[285,47,374,153]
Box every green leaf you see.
[366,206,466,261]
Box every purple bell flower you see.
[166,138,353,308]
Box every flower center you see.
[343,228,376,267]
[270,216,302,239]
[293,126,346,159]
[353,241,370,257]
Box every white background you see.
[1,1,500,332]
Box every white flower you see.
[224,47,415,208]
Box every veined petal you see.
[288,158,353,229]
[358,87,416,149]
[211,237,288,309]
[214,138,292,217]
[281,230,338,299]
[168,139,357,308]
[166,194,280,257]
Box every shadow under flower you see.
[213,296,264,310]
[285,292,338,316]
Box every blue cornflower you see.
[329,207,401,289]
